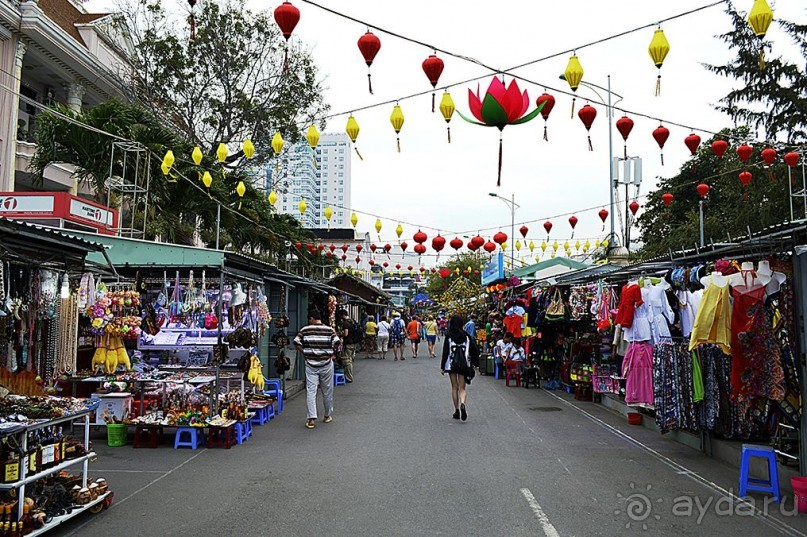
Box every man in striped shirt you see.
[294,309,341,429]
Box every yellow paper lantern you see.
[528,240,535,253]
[501,242,507,252]
[583,239,591,252]
[236,181,246,209]
[324,206,333,229]
[242,138,255,160]
[201,171,213,189]
[390,104,405,152]
[535,256,541,263]
[271,132,284,156]
[575,240,581,251]
[748,0,773,69]
[298,199,307,215]
[306,125,320,149]
[162,150,175,169]
[595,240,601,248]
[515,240,522,252]
[648,28,670,95]
[375,219,383,235]
[345,115,363,160]
[540,241,547,253]
[552,241,559,252]
[268,190,278,206]
[216,143,228,163]
[455,267,460,275]
[439,91,455,143]
[564,53,584,117]
[160,161,171,177]
[350,212,358,228]
[396,224,403,238]
[191,146,203,166]
[603,238,610,249]
[563,240,570,251]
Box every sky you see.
[84,0,804,265]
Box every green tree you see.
[704,3,806,143]
[637,127,796,258]
[118,0,328,164]
[425,251,488,300]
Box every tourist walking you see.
[407,315,423,358]
[390,312,407,361]
[441,315,480,421]
[463,314,477,339]
[364,315,377,358]
[293,309,340,429]
[424,316,438,358]
[376,315,391,359]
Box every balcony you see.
[15,140,77,192]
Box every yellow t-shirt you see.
[365,321,377,335]
[425,321,437,336]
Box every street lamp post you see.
[488,192,519,271]
[560,74,623,249]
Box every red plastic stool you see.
[133,426,163,448]
[207,425,236,449]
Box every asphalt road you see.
[54,339,807,537]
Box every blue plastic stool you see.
[266,402,276,420]
[334,372,347,386]
[246,418,253,437]
[250,406,269,426]
[174,427,204,449]
[263,378,284,413]
[739,444,781,503]
[235,422,250,444]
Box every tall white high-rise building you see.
[269,132,352,228]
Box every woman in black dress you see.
[441,315,480,421]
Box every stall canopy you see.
[512,257,589,282]
[0,217,107,269]
[327,273,393,308]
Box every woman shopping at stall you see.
[441,315,480,421]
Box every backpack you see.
[449,338,468,372]
[391,319,405,336]
[346,320,363,345]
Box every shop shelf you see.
[0,453,96,490]
[27,491,112,537]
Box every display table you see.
[90,392,133,426]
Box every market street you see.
[57,342,807,537]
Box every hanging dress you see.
[688,277,732,354]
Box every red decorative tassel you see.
[283,46,288,73]
[624,144,627,159]
[367,72,373,94]
[431,92,435,113]
[543,125,548,142]
[587,135,593,152]
[660,153,664,166]
[497,135,503,187]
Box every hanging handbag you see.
[545,288,565,322]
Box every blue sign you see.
[481,252,505,285]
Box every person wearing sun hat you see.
[389,311,406,361]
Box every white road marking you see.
[520,487,561,537]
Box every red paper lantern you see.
[473,270,480,275]
[577,104,597,151]
[471,235,485,249]
[395,263,401,270]
[358,31,381,94]
[318,244,325,251]
[467,240,478,252]
[326,251,333,258]
[400,241,408,252]
[356,244,363,253]
[341,255,347,261]
[432,235,446,252]
[696,183,710,198]
[355,256,361,264]
[493,231,507,245]
[483,241,497,253]
[384,244,392,253]
[568,216,578,229]
[519,225,529,238]
[383,262,389,268]
[439,268,450,278]
[295,241,302,249]
[450,237,463,250]
[369,259,375,266]
[340,244,348,253]
[761,147,777,165]
[431,268,436,273]
[535,93,556,141]
[684,133,701,155]
[737,144,753,163]
[616,115,634,159]
[711,140,728,158]
[739,170,752,186]
[414,244,426,255]
[598,209,609,222]
[413,230,428,244]
[422,54,444,112]
[274,2,300,40]
[329,244,336,252]
[652,124,670,165]
[661,192,674,206]
[543,221,553,235]
[785,151,800,167]
[629,201,640,215]
[369,243,377,252]
[407,265,413,271]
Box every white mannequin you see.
[727,261,763,289]
[701,271,727,289]
[757,260,787,295]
